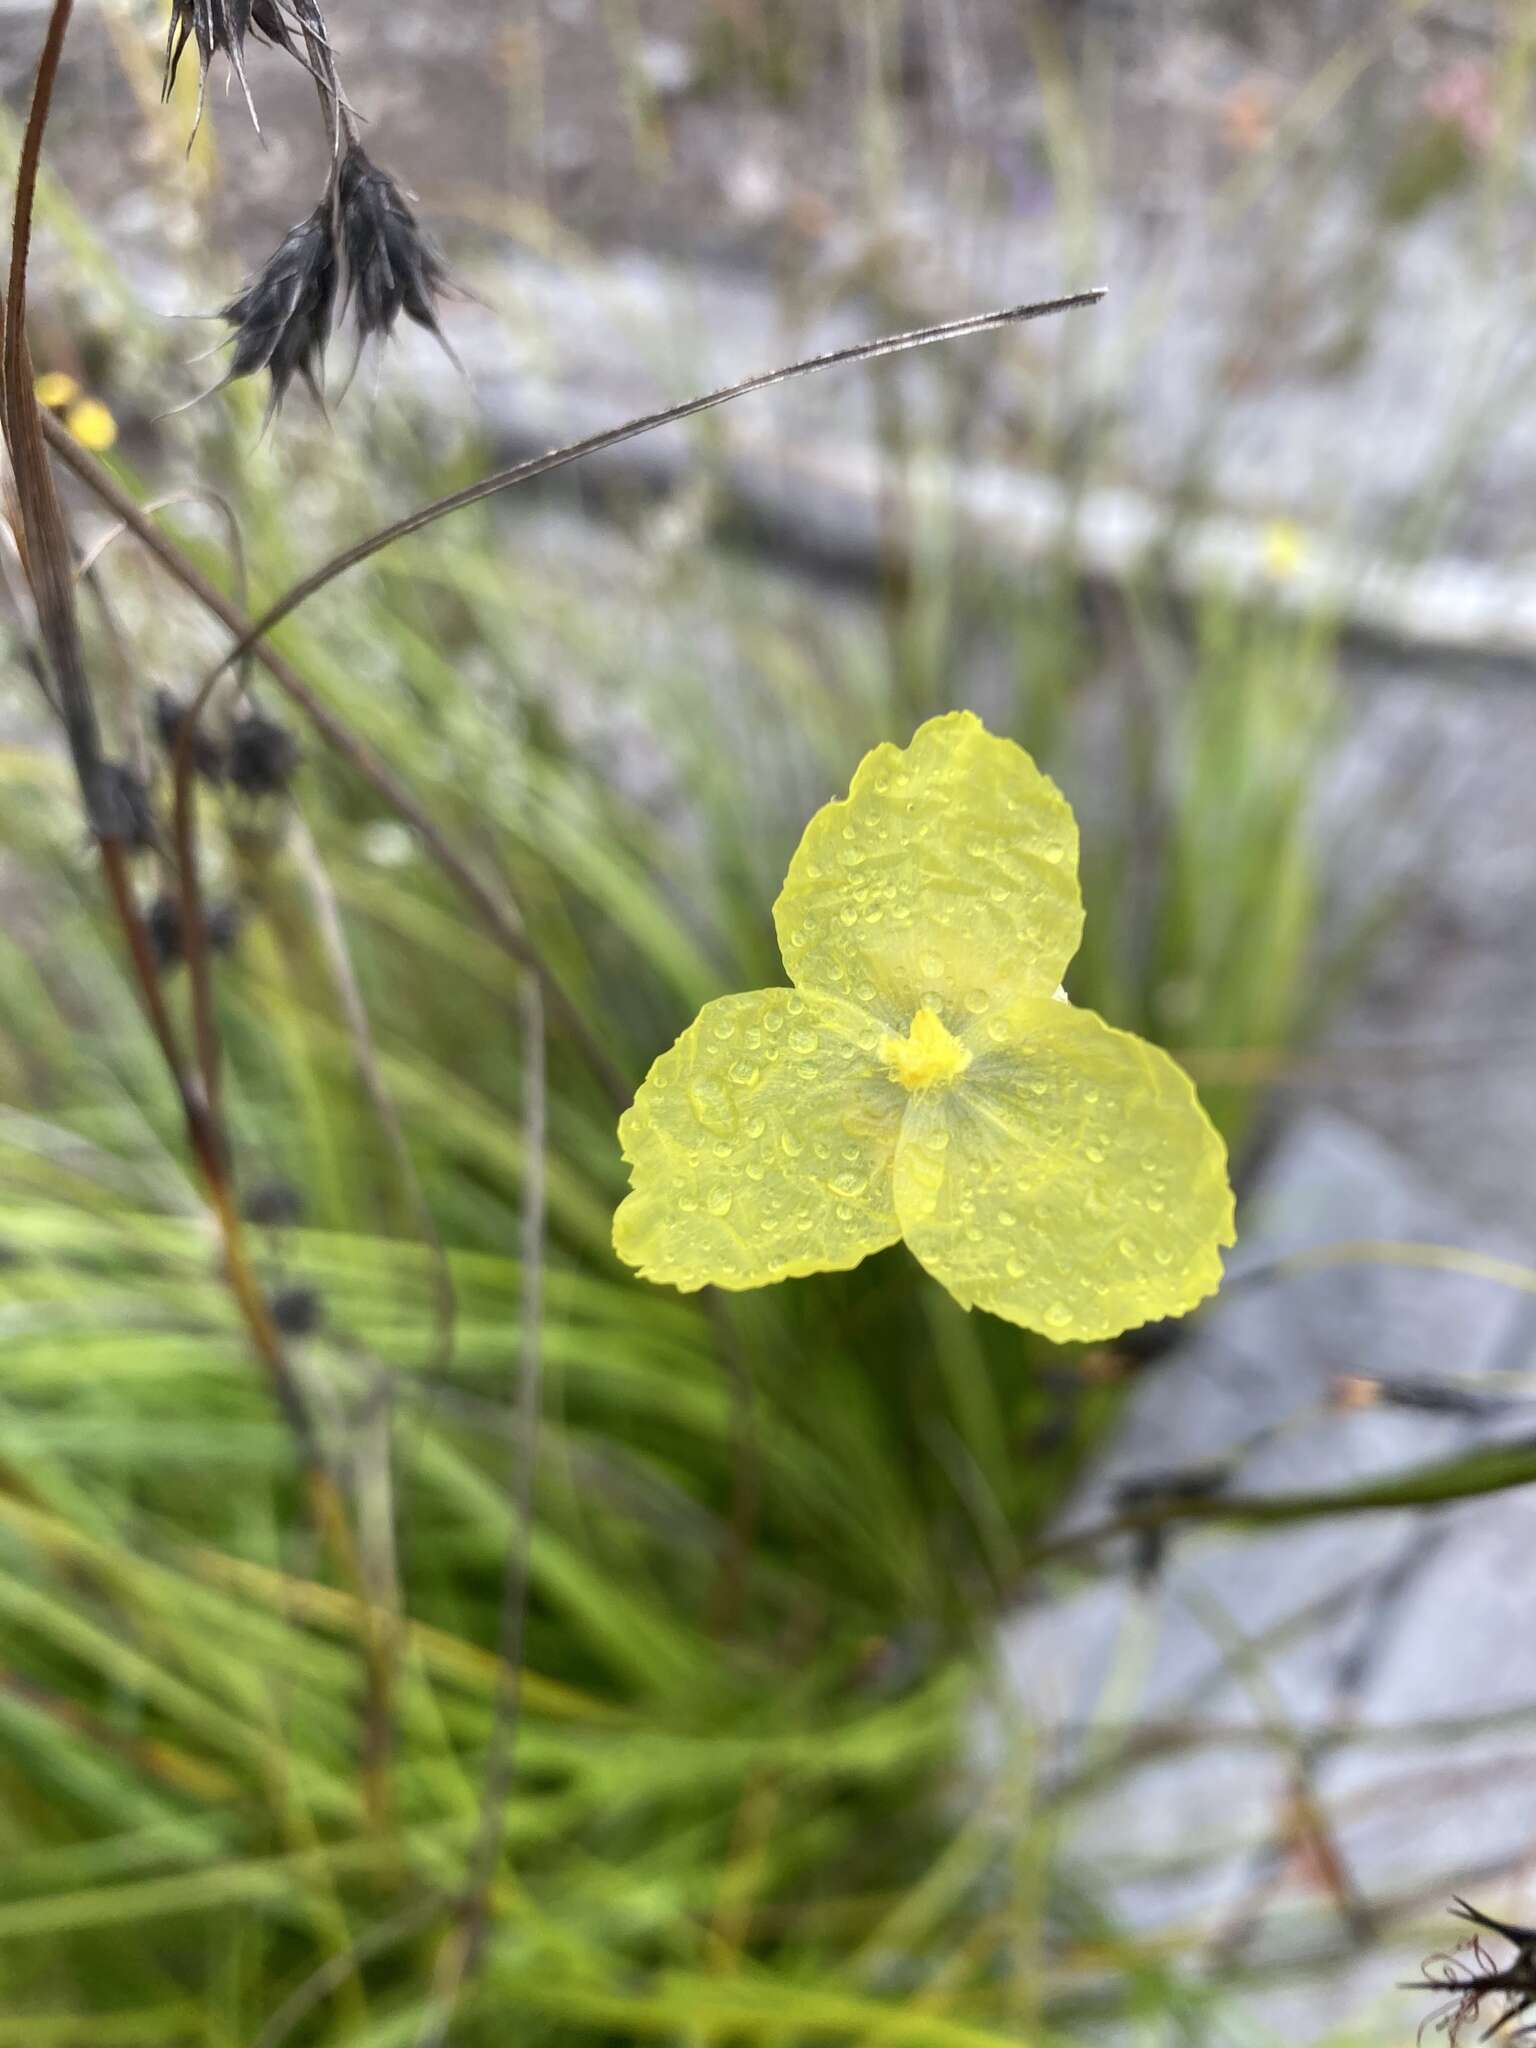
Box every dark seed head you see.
[152,689,227,785]
[227,711,301,798]
[221,209,338,415]
[336,144,452,350]
[243,1177,304,1228]
[91,762,158,852]
[164,0,296,133]
[271,1284,323,1338]
[145,891,242,972]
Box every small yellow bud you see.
[34,371,81,409]
[64,399,118,453]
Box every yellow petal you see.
[773,710,1083,1036]
[614,988,905,1293]
[893,998,1234,1340]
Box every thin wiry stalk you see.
[253,1892,449,2048]
[4,0,383,1751]
[192,290,1106,695]
[416,974,547,2048]
[289,810,457,1377]
[2,0,103,818]
[1018,1428,1536,1579]
[39,416,631,1108]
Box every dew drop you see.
[780,1131,804,1159]
[688,1078,736,1136]
[706,1186,733,1218]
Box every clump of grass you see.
[0,1,1400,2041]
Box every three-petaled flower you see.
[613,712,1234,1341]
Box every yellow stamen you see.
[880,1006,972,1093]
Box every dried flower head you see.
[220,209,338,415]
[164,0,294,135]
[228,710,301,798]
[1409,1899,1536,2045]
[90,762,159,852]
[336,143,452,350]
[244,1177,304,1228]
[145,892,242,972]
[271,1284,323,1338]
[152,688,227,785]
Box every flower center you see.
[880,1006,972,1093]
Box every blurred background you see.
[4,0,1536,2040]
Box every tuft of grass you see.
[0,5,1436,2039]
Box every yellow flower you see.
[33,371,81,410]
[63,398,118,453]
[613,712,1234,1341]
[1261,518,1308,583]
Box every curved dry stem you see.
[193,291,1105,695]
[40,415,631,1108]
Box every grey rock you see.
[996,1111,1536,2036]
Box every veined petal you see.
[893,998,1234,1341]
[614,989,906,1293]
[773,711,1083,1034]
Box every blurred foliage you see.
[0,0,1454,2039]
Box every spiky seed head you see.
[146,892,243,971]
[227,710,301,798]
[92,762,158,852]
[271,1284,323,1337]
[221,210,338,415]
[153,688,227,785]
[243,1177,304,1227]
[165,0,292,134]
[336,144,452,350]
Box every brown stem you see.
[45,416,630,1109]
[192,292,1106,699]
[3,5,386,1793]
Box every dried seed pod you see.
[145,891,242,971]
[220,209,338,415]
[243,1177,304,1228]
[336,143,452,351]
[164,0,294,134]
[227,710,301,798]
[91,762,159,852]
[270,1285,323,1338]
[152,689,227,785]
